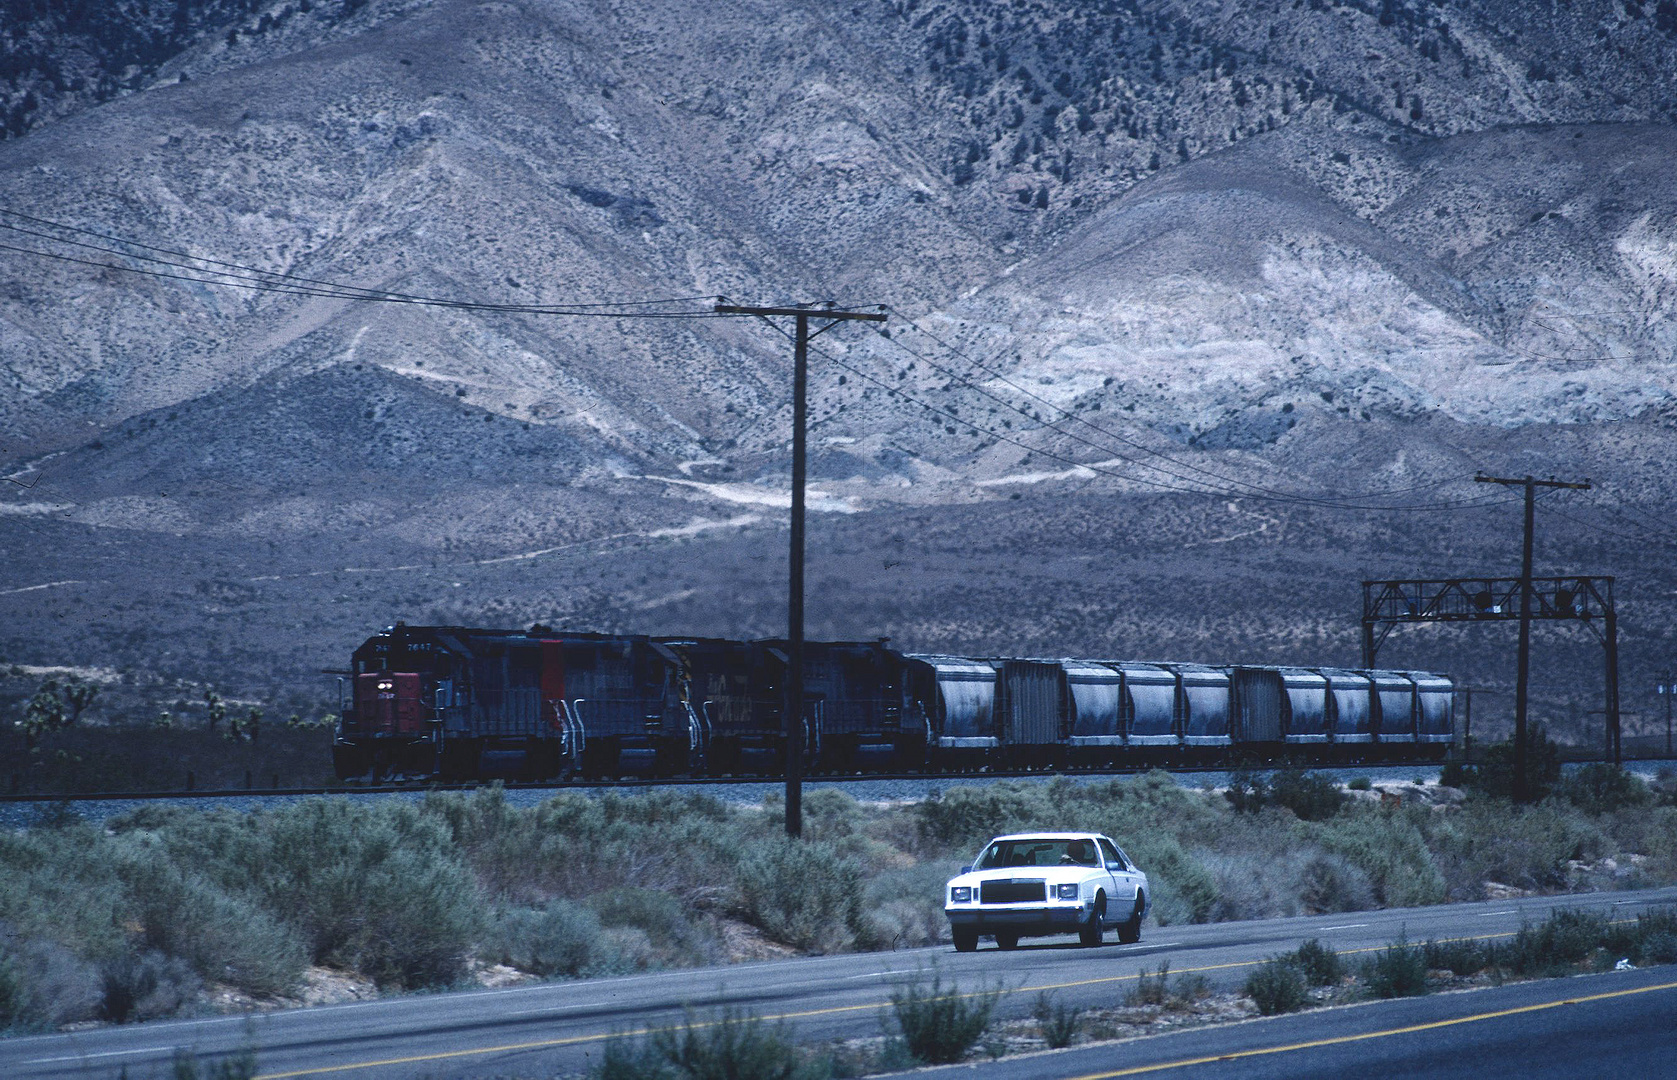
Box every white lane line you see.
[1120,942,1181,949]
[1320,924,1370,930]
[1478,910,1518,917]
[26,1046,176,1064]
[845,972,895,980]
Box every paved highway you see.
[4,886,1674,1080]
[908,965,1677,1079]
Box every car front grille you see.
[980,879,1046,904]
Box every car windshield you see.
[977,838,1098,869]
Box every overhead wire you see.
[748,315,1520,513]
[870,314,1504,511]
[0,208,729,317]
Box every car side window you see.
[1098,838,1125,870]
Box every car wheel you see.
[994,932,1019,950]
[952,927,978,953]
[1080,893,1106,947]
[1117,895,1144,944]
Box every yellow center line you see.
[250,923,1610,1079]
[1063,978,1677,1079]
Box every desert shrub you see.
[168,1047,259,1080]
[1268,771,1346,821]
[589,888,721,968]
[101,950,201,1023]
[1449,726,1563,802]
[916,781,1060,848]
[120,853,306,996]
[1634,909,1677,965]
[1347,776,1372,792]
[1033,991,1081,1048]
[1431,800,1607,898]
[862,863,957,950]
[1129,836,1217,925]
[1497,909,1610,978]
[0,825,130,963]
[1302,807,1446,907]
[1245,958,1307,1015]
[0,926,102,1030]
[1224,769,1268,815]
[1286,938,1344,986]
[1558,764,1652,816]
[735,838,867,953]
[1362,937,1429,998]
[492,900,628,980]
[256,799,483,988]
[1423,937,1491,977]
[890,973,996,1065]
[594,1007,821,1080]
[1201,851,1305,922]
[1297,853,1376,914]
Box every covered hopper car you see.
[333,623,1455,781]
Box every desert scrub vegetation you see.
[3,766,1675,1030]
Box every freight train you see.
[332,623,1455,781]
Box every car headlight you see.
[1056,883,1080,900]
[950,886,972,903]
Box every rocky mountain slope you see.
[2,0,1674,745]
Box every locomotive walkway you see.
[3,886,1674,1079]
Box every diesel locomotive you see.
[333,622,1455,781]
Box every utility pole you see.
[716,303,886,838]
[1474,474,1592,801]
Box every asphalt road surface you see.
[4,886,1674,1080]
[908,965,1677,1079]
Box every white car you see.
[944,832,1149,952]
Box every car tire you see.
[1117,895,1144,944]
[1080,893,1106,947]
[952,927,978,953]
[994,932,1019,950]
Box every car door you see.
[1097,837,1136,903]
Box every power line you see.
[890,314,1460,502]
[881,315,1480,510]
[0,208,729,317]
[766,321,1520,514]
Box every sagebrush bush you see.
[1268,771,1346,821]
[1423,937,1490,977]
[890,973,996,1065]
[1287,938,1344,986]
[1302,808,1446,907]
[256,799,483,988]
[1363,937,1428,998]
[492,901,627,980]
[0,926,102,1030]
[735,838,868,953]
[1497,909,1610,978]
[168,1047,259,1080]
[1201,852,1304,922]
[1033,991,1081,1048]
[100,950,201,1023]
[593,1007,822,1080]
[862,863,958,950]
[589,887,722,968]
[120,853,306,996]
[1297,853,1376,914]
[1245,958,1307,1015]
[1559,765,1652,816]
[1431,800,1608,899]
